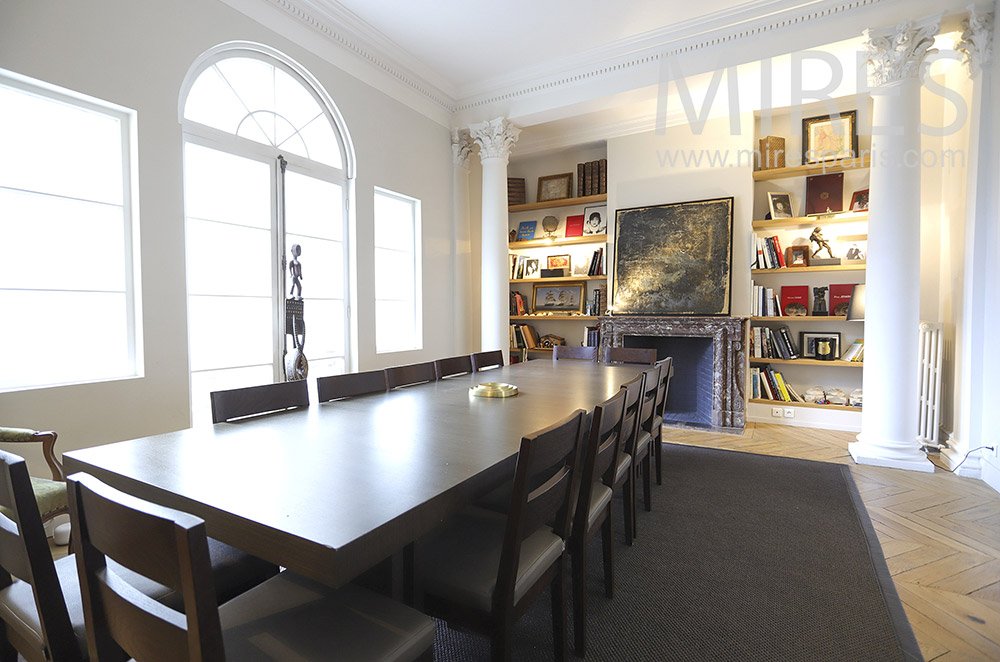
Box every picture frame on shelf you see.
[547,254,571,271]
[850,188,870,211]
[768,192,794,219]
[537,173,573,202]
[802,110,858,163]
[800,331,841,359]
[805,172,844,215]
[523,258,539,279]
[786,246,809,267]
[583,205,607,234]
[532,282,585,314]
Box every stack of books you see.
[751,325,800,360]
[755,235,786,269]
[509,291,528,316]
[841,338,864,362]
[751,365,804,402]
[587,247,605,275]
[510,323,540,349]
[576,159,607,196]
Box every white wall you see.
[0,0,453,475]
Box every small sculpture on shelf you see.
[809,226,835,259]
[811,286,828,316]
[285,244,308,381]
[541,215,559,238]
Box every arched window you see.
[180,42,354,425]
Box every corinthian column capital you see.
[469,117,520,163]
[956,6,994,77]
[451,128,474,170]
[863,17,940,87]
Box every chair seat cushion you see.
[635,431,651,458]
[419,506,564,612]
[652,415,663,434]
[587,484,613,531]
[0,478,68,522]
[614,452,632,484]
[0,428,37,442]
[220,573,435,662]
[0,539,276,660]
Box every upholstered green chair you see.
[0,428,68,528]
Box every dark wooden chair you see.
[612,372,644,546]
[631,365,661,528]
[471,350,504,372]
[209,380,309,423]
[67,472,435,662]
[316,370,387,402]
[419,409,586,662]
[0,428,67,531]
[551,345,597,361]
[651,357,675,484]
[0,450,276,662]
[603,346,657,365]
[570,389,625,657]
[434,355,474,379]
[385,362,437,389]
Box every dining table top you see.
[63,359,642,588]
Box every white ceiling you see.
[325,0,752,94]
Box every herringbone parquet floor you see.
[668,422,1000,661]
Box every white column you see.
[451,129,474,353]
[952,6,995,477]
[850,18,939,472]
[469,117,520,361]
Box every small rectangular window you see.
[373,188,421,353]
[0,69,140,391]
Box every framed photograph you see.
[805,172,844,215]
[850,188,870,211]
[583,205,608,234]
[800,332,841,359]
[613,197,734,315]
[547,254,571,271]
[786,245,810,267]
[532,282,585,314]
[802,110,858,163]
[537,173,573,202]
[523,258,540,279]
[767,192,794,219]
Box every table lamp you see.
[846,284,865,321]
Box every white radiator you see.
[918,322,944,447]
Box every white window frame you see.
[0,67,142,392]
[373,186,422,354]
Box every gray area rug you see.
[433,444,922,661]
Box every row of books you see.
[751,365,804,402]
[577,159,607,197]
[755,235,787,269]
[751,325,800,360]
[510,323,541,349]
[751,283,857,317]
[841,338,865,362]
[510,291,528,316]
[584,285,607,317]
[587,247,605,276]
[583,325,600,347]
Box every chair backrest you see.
[434,355,474,380]
[552,345,597,361]
[67,472,225,662]
[0,450,81,662]
[471,350,504,372]
[603,347,657,366]
[209,380,309,423]
[316,370,387,402]
[618,372,645,456]
[385,362,437,389]
[654,357,674,419]
[496,409,585,611]
[573,390,626,538]
[0,428,65,481]
[638,365,661,436]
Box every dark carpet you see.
[433,444,922,661]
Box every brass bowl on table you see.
[470,382,519,398]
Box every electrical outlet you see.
[771,407,783,418]
[783,408,795,418]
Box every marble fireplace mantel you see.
[599,316,748,431]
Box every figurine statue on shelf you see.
[809,226,835,259]
[541,215,559,238]
[285,244,308,381]
[812,286,829,316]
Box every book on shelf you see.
[780,285,809,317]
[507,177,526,206]
[588,247,605,276]
[576,163,585,197]
[575,159,608,197]
[565,214,584,237]
[583,325,600,347]
[829,283,858,317]
[751,365,800,402]
[510,291,528,316]
[841,338,864,361]
[516,221,536,241]
[509,323,540,349]
[584,161,595,196]
[777,325,800,359]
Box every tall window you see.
[181,44,353,424]
[374,188,422,353]
[0,69,139,391]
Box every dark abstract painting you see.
[613,197,733,315]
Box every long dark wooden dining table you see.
[63,360,641,590]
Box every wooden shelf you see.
[509,193,607,213]
[749,398,861,411]
[509,234,607,249]
[750,358,863,367]
[752,264,866,274]
[752,156,871,181]
[512,347,554,353]
[752,212,868,230]
[750,316,848,322]
[511,275,606,283]
[510,315,599,321]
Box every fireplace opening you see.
[624,335,715,428]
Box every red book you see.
[780,285,809,317]
[565,214,584,237]
[772,236,786,267]
[829,283,858,317]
